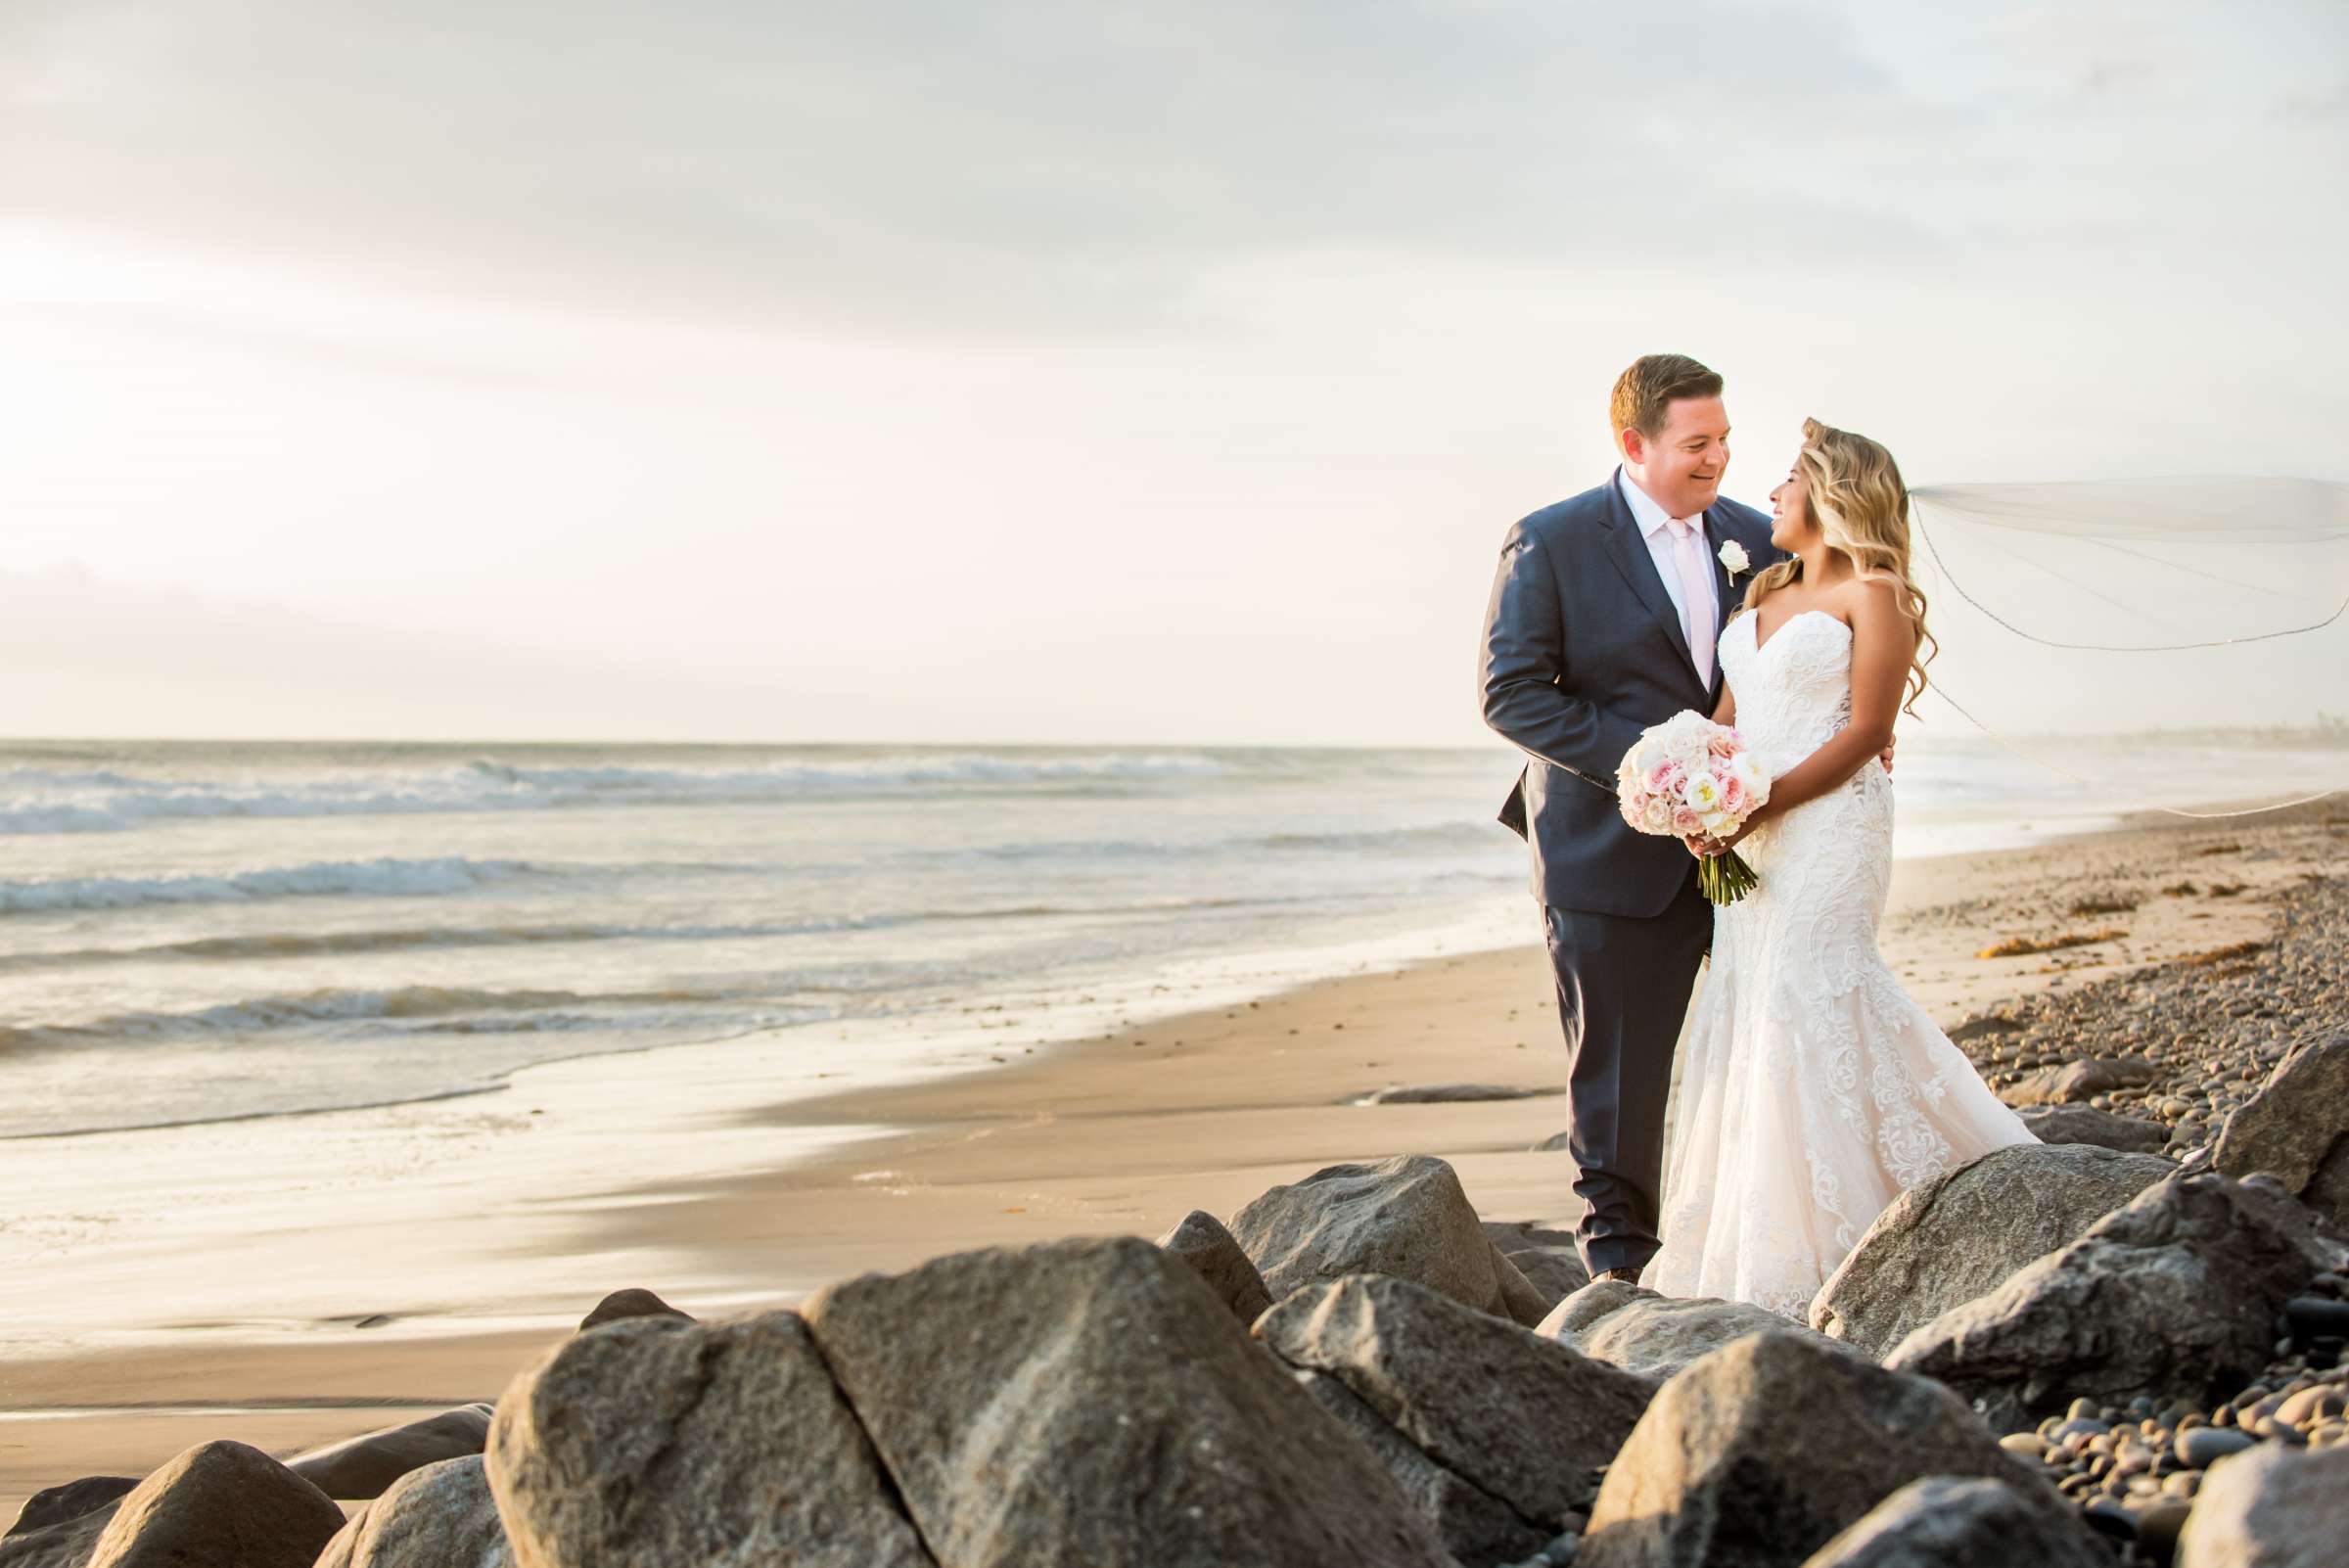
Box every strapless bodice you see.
[1719,609,1855,776]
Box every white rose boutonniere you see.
[1718,539,1751,579]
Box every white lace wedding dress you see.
[1642,608,2040,1322]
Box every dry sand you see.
[3,802,2334,1516]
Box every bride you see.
[1641,416,2039,1322]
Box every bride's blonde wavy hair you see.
[1743,416,1937,715]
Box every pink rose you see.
[1720,774,1748,813]
[1706,730,1738,760]
[1672,807,1702,836]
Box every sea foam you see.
[0,855,539,914]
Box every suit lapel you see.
[1598,470,1700,678]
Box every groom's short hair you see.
[1610,353,1724,440]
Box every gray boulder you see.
[1577,1331,2089,1568]
[1537,1277,1650,1342]
[1811,1143,2175,1358]
[1798,1475,2109,1568]
[1230,1154,1550,1326]
[486,1310,933,1568]
[577,1286,693,1333]
[1156,1208,1275,1324]
[80,1442,344,1568]
[314,1455,511,1568]
[1359,1084,1556,1104]
[1480,1220,1581,1254]
[2015,1103,2173,1155]
[2176,1440,2349,1568]
[802,1235,1453,1568]
[1887,1173,2349,1432]
[2213,1025,2349,1230]
[288,1404,493,1500]
[1,1480,135,1568]
[1539,1280,1865,1381]
[0,1514,111,1568]
[1483,1222,1591,1311]
[1256,1273,1655,1555]
[1291,1367,1549,1568]
[6,1481,137,1543]
[1998,1056,2159,1108]
[1504,1248,1590,1312]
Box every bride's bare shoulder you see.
[1832,575,1904,623]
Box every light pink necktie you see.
[1665,517,1715,685]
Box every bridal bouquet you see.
[1615,711,1771,904]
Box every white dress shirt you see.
[1617,468,1718,648]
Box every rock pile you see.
[8,874,2347,1567]
[7,1126,2345,1568]
[1954,874,2346,1159]
[1886,1171,2346,1435]
[1984,1260,2349,1547]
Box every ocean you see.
[2,735,2340,1141]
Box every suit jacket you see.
[1478,469,1784,916]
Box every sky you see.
[3,0,2345,744]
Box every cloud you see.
[4,1,2346,746]
[16,0,2336,340]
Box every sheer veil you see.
[1901,477,2349,817]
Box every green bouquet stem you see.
[1698,848,1760,904]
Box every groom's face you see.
[1623,396,1730,519]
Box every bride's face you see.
[1767,466,1816,552]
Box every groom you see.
[1477,352,1781,1285]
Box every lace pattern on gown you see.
[1642,610,2039,1322]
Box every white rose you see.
[1642,797,1674,832]
[1683,771,1726,812]
[1699,809,1735,837]
[1718,539,1751,576]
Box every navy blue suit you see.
[1478,469,1782,1274]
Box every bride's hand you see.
[1684,805,1774,857]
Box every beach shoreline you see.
[4,798,2340,1515]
